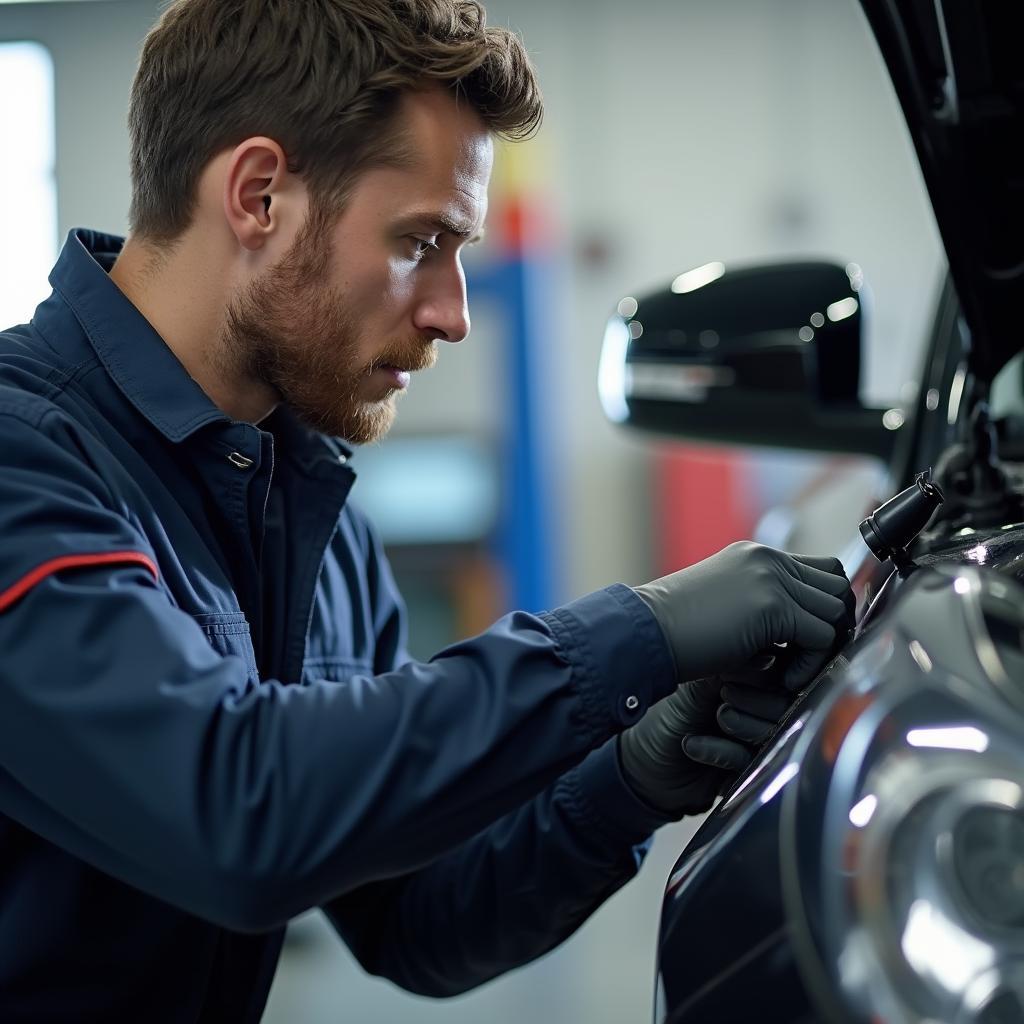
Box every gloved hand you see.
[618,658,795,817]
[634,541,854,691]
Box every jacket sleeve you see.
[323,737,670,996]
[0,404,676,933]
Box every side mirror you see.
[598,260,899,459]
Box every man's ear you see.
[223,137,290,252]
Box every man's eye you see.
[410,237,440,261]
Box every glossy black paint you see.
[657,539,1024,1022]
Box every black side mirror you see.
[599,260,899,459]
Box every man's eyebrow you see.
[401,212,485,243]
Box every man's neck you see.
[108,235,278,424]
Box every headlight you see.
[849,751,1024,1022]
[781,568,1024,1024]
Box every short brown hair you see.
[128,0,543,244]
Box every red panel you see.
[655,446,755,575]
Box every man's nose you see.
[412,264,471,344]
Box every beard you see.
[220,213,437,444]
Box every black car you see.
[600,2,1024,1021]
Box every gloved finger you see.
[782,644,833,691]
[719,653,777,684]
[682,733,753,773]
[791,556,856,622]
[661,677,723,734]
[783,576,851,626]
[782,597,839,654]
[776,605,838,690]
[790,554,847,581]
[717,705,776,745]
[720,682,792,720]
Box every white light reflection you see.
[883,409,905,431]
[617,296,638,319]
[826,296,859,322]
[908,640,933,673]
[628,320,644,340]
[810,312,825,328]
[906,726,989,753]
[722,720,804,808]
[964,544,989,565]
[598,318,630,423]
[759,761,799,805]
[954,576,972,595]
[901,899,993,994]
[948,365,967,426]
[798,326,815,343]
[671,261,725,294]
[848,793,878,828]
[845,262,864,290]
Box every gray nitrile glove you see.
[634,541,854,691]
[618,659,796,817]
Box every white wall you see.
[0,1,945,1021]
[0,0,153,238]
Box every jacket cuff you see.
[542,584,675,743]
[564,737,673,848]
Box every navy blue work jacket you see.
[0,229,676,1022]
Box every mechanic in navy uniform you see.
[0,1,854,1019]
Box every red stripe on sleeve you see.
[0,551,160,614]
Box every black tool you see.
[859,470,945,572]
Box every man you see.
[0,1,854,1020]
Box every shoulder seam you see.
[0,394,61,430]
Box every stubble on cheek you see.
[219,216,433,443]
[221,270,390,442]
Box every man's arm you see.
[320,525,831,997]
[0,402,676,933]
[321,526,664,997]
[324,738,669,997]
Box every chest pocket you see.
[192,612,260,684]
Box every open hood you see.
[859,0,1024,383]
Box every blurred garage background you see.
[0,0,944,1020]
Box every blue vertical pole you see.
[470,249,558,613]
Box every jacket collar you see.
[48,228,353,466]
[49,228,228,443]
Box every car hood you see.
[859,0,1024,383]
[916,521,1024,582]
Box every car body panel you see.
[658,549,1024,1022]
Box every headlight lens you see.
[827,735,1024,1023]
[952,806,1024,931]
[780,568,1024,1023]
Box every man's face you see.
[223,89,493,443]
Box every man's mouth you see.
[374,364,412,389]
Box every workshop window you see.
[0,41,57,329]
